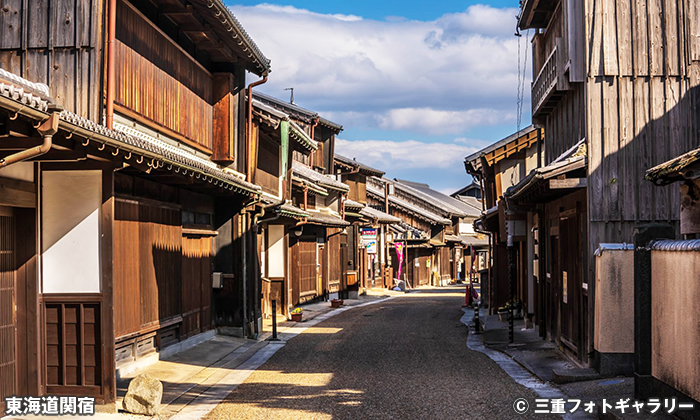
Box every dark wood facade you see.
[0,0,269,409]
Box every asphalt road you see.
[205,287,552,419]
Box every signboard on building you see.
[360,228,377,241]
[365,240,377,254]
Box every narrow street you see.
[205,287,548,419]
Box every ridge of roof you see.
[334,154,385,176]
[366,183,451,225]
[251,91,342,132]
[390,179,470,218]
[203,0,271,75]
[464,125,537,164]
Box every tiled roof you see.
[395,179,477,218]
[197,0,270,75]
[0,68,261,196]
[366,183,451,225]
[504,140,587,201]
[388,222,429,240]
[289,121,319,151]
[360,206,401,224]
[306,211,351,227]
[344,199,365,210]
[252,91,342,133]
[645,145,700,185]
[334,154,385,176]
[277,203,309,220]
[292,161,349,192]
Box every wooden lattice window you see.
[45,299,102,394]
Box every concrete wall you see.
[594,249,634,353]
[651,250,700,402]
[42,170,102,293]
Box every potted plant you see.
[291,307,303,322]
[331,298,344,308]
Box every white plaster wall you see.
[267,224,285,278]
[42,171,102,293]
[458,219,475,235]
[0,162,34,182]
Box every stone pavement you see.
[463,307,675,419]
[204,285,556,419]
[3,290,402,420]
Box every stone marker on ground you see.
[123,373,163,416]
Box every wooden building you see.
[513,0,700,367]
[0,0,270,410]
[465,126,542,316]
[365,176,471,288]
[334,155,400,294]
[249,93,349,317]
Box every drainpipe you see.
[0,111,60,168]
[309,117,319,167]
[246,75,268,180]
[106,0,117,129]
[303,185,308,211]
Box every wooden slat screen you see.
[327,230,341,292]
[114,199,182,338]
[181,236,213,339]
[256,134,280,196]
[440,248,450,278]
[115,41,213,152]
[115,0,214,152]
[0,212,16,411]
[45,301,101,390]
[299,239,316,297]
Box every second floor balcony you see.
[531,39,570,119]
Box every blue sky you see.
[230,0,518,21]
[227,1,532,193]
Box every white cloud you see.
[335,138,479,171]
[231,3,530,133]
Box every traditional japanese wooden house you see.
[249,93,349,313]
[464,126,542,318]
[0,0,269,410]
[516,0,700,367]
[366,177,460,288]
[334,154,400,293]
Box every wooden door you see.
[548,229,560,343]
[0,206,16,414]
[295,238,318,304]
[559,212,580,354]
[181,235,213,339]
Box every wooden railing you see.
[532,45,559,116]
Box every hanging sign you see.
[360,228,377,241]
[395,242,404,279]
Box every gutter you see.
[0,111,60,168]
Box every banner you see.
[395,242,404,279]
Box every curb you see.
[460,308,590,419]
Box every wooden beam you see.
[549,178,587,189]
